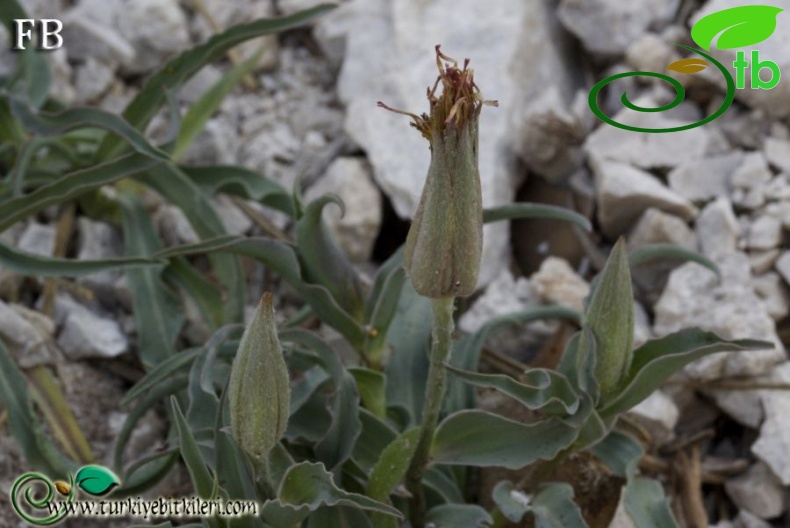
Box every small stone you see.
[118,0,191,74]
[776,251,790,286]
[528,257,589,313]
[753,272,790,321]
[277,0,330,15]
[667,152,744,202]
[156,204,199,246]
[178,64,223,104]
[654,253,785,381]
[625,33,679,77]
[558,0,679,55]
[17,222,55,257]
[726,462,786,520]
[212,194,253,236]
[764,137,790,173]
[54,295,128,360]
[180,118,239,166]
[62,0,136,65]
[753,363,790,485]
[627,390,679,446]
[735,511,773,528]
[304,157,382,263]
[747,215,782,250]
[695,197,740,259]
[76,218,123,287]
[628,208,696,250]
[731,152,772,210]
[633,302,652,349]
[750,249,780,275]
[74,57,115,104]
[591,157,697,237]
[0,301,57,368]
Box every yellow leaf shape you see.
[666,58,709,74]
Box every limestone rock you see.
[667,152,744,202]
[118,0,191,74]
[54,295,128,360]
[627,390,679,446]
[726,462,786,519]
[528,257,589,313]
[695,197,741,259]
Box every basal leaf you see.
[170,397,216,500]
[629,243,719,277]
[691,5,783,50]
[368,427,421,503]
[483,203,591,232]
[425,504,493,528]
[599,328,771,419]
[74,465,120,496]
[492,481,586,527]
[624,479,679,528]
[349,367,387,419]
[432,410,579,470]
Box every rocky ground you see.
[2,0,790,527]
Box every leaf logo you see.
[74,465,121,496]
[667,58,709,74]
[691,5,783,50]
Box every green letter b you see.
[751,50,780,90]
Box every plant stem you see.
[405,296,455,527]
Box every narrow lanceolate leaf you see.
[228,293,290,460]
[0,241,158,277]
[7,95,169,161]
[582,238,633,401]
[483,203,592,232]
[261,462,402,527]
[431,410,579,470]
[97,4,336,161]
[599,328,771,419]
[170,397,216,500]
[120,197,184,369]
[629,243,719,276]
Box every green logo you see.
[10,465,120,525]
[589,5,784,133]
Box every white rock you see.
[753,362,790,485]
[627,390,679,446]
[764,137,790,173]
[156,204,199,246]
[584,99,718,170]
[0,301,56,368]
[54,295,128,359]
[633,302,652,349]
[558,0,679,55]
[337,0,577,288]
[591,158,697,237]
[731,152,772,210]
[735,510,773,528]
[747,215,782,250]
[528,257,589,313]
[17,222,55,256]
[48,48,76,106]
[695,197,740,259]
[628,208,696,250]
[278,0,330,15]
[726,462,786,519]
[118,0,191,74]
[691,0,790,117]
[304,157,382,263]
[753,272,790,321]
[178,65,223,104]
[625,33,680,76]
[180,118,239,166]
[777,251,790,286]
[62,0,136,65]
[76,218,123,287]
[511,85,585,184]
[313,4,355,67]
[212,194,252,236]
[707,386,764,428]
[458,269,536,334]
[74,57,115,104]
[667,152,744,202]
[654,253,785,381]
[750,249,779,275]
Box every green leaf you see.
[171,397,216,500]
[425,504,493,527]
[492,481,587,527]
[120,197,185,368]
[0,0,51,108]
[74,465,121,496]
[691,5,783,51]
[97,4,336,161]
[261,461,402,527]
[0,340,75,477]
[624,479,679,528]
[0,152,161,232]
[0,240,159,276]
[599,328,772,419]
[483,203,591,232]
[629,243,719,277]
[7,95,169,161]
[431,410,579,470]
[446,366,580,416]
[174,50,262,161]
[349,367,387,419]
[296,194,365,320]
[368,427,421,502]
[363,250,406,368]
[351,409,397,474]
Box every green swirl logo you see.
[588,5,784,134]
[10,465,120,526]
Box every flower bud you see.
[228,292,290,460]
[379,46,497,298]
[582,238,634,399]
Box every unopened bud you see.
[228,292,290,460]
[379,45,497,298]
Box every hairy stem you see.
[405,296,455,527]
